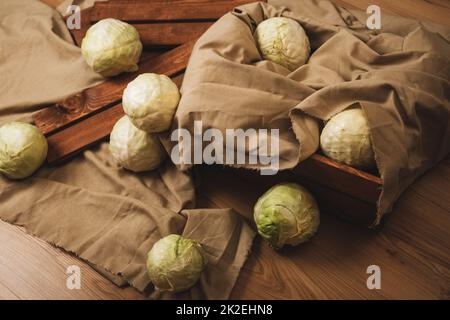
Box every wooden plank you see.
[0,222,143,300]
[46,103,124,164]
[68,8,212,47]
[134,22,212,47]
[302,178,377,226]
[46,75,184,165]
[19,0,449,301]
[33,41,194,136]
[294,154,382,204]
[211,165,378,226]
[197,161,450,299]
[90,0,256,22]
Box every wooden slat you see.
[33,41,194,135]
[46,103,123,164]
[300,177,378,226]
[68,8,212,47]
[227,164,378,225]
[90,0,256,22]
[46,75,184,165]
[294,154,382,204]
[133,22,212,47]
[200,152,382,209]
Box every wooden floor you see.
[0,0,449,300]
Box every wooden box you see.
[33,0,383,226]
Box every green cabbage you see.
[109,115,165,172]
[81,18,142,77]
[146,234,208,293]
[254,183,320,249]
[254,17,311,71]
[320,108,376,169]
[122,73,180,132]
[0,122,48,179]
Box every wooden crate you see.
[229,155,382,226]
[33,0,383,226]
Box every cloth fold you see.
[0,0,103,123]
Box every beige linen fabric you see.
[0,0,103,123]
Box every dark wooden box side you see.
[200,165,379,227]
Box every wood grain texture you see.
[134,22,212,46]
[203,165,379,226]
[332,0,450,26]
[46,102,124,164]
[294,154,382,203]
[5,0,447,300]
[33,41,193,136]
[90,0,259,22]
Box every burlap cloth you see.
[175,0,450,225]
[0,0,449,299]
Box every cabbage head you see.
[81,18,142,77]
[109,115,165,172]
[254,17,310,71]
[146,234,208,293]
[254,183,320,249]
[0,122,48,179]
[123,73,180,133]
[320,108,376,169]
